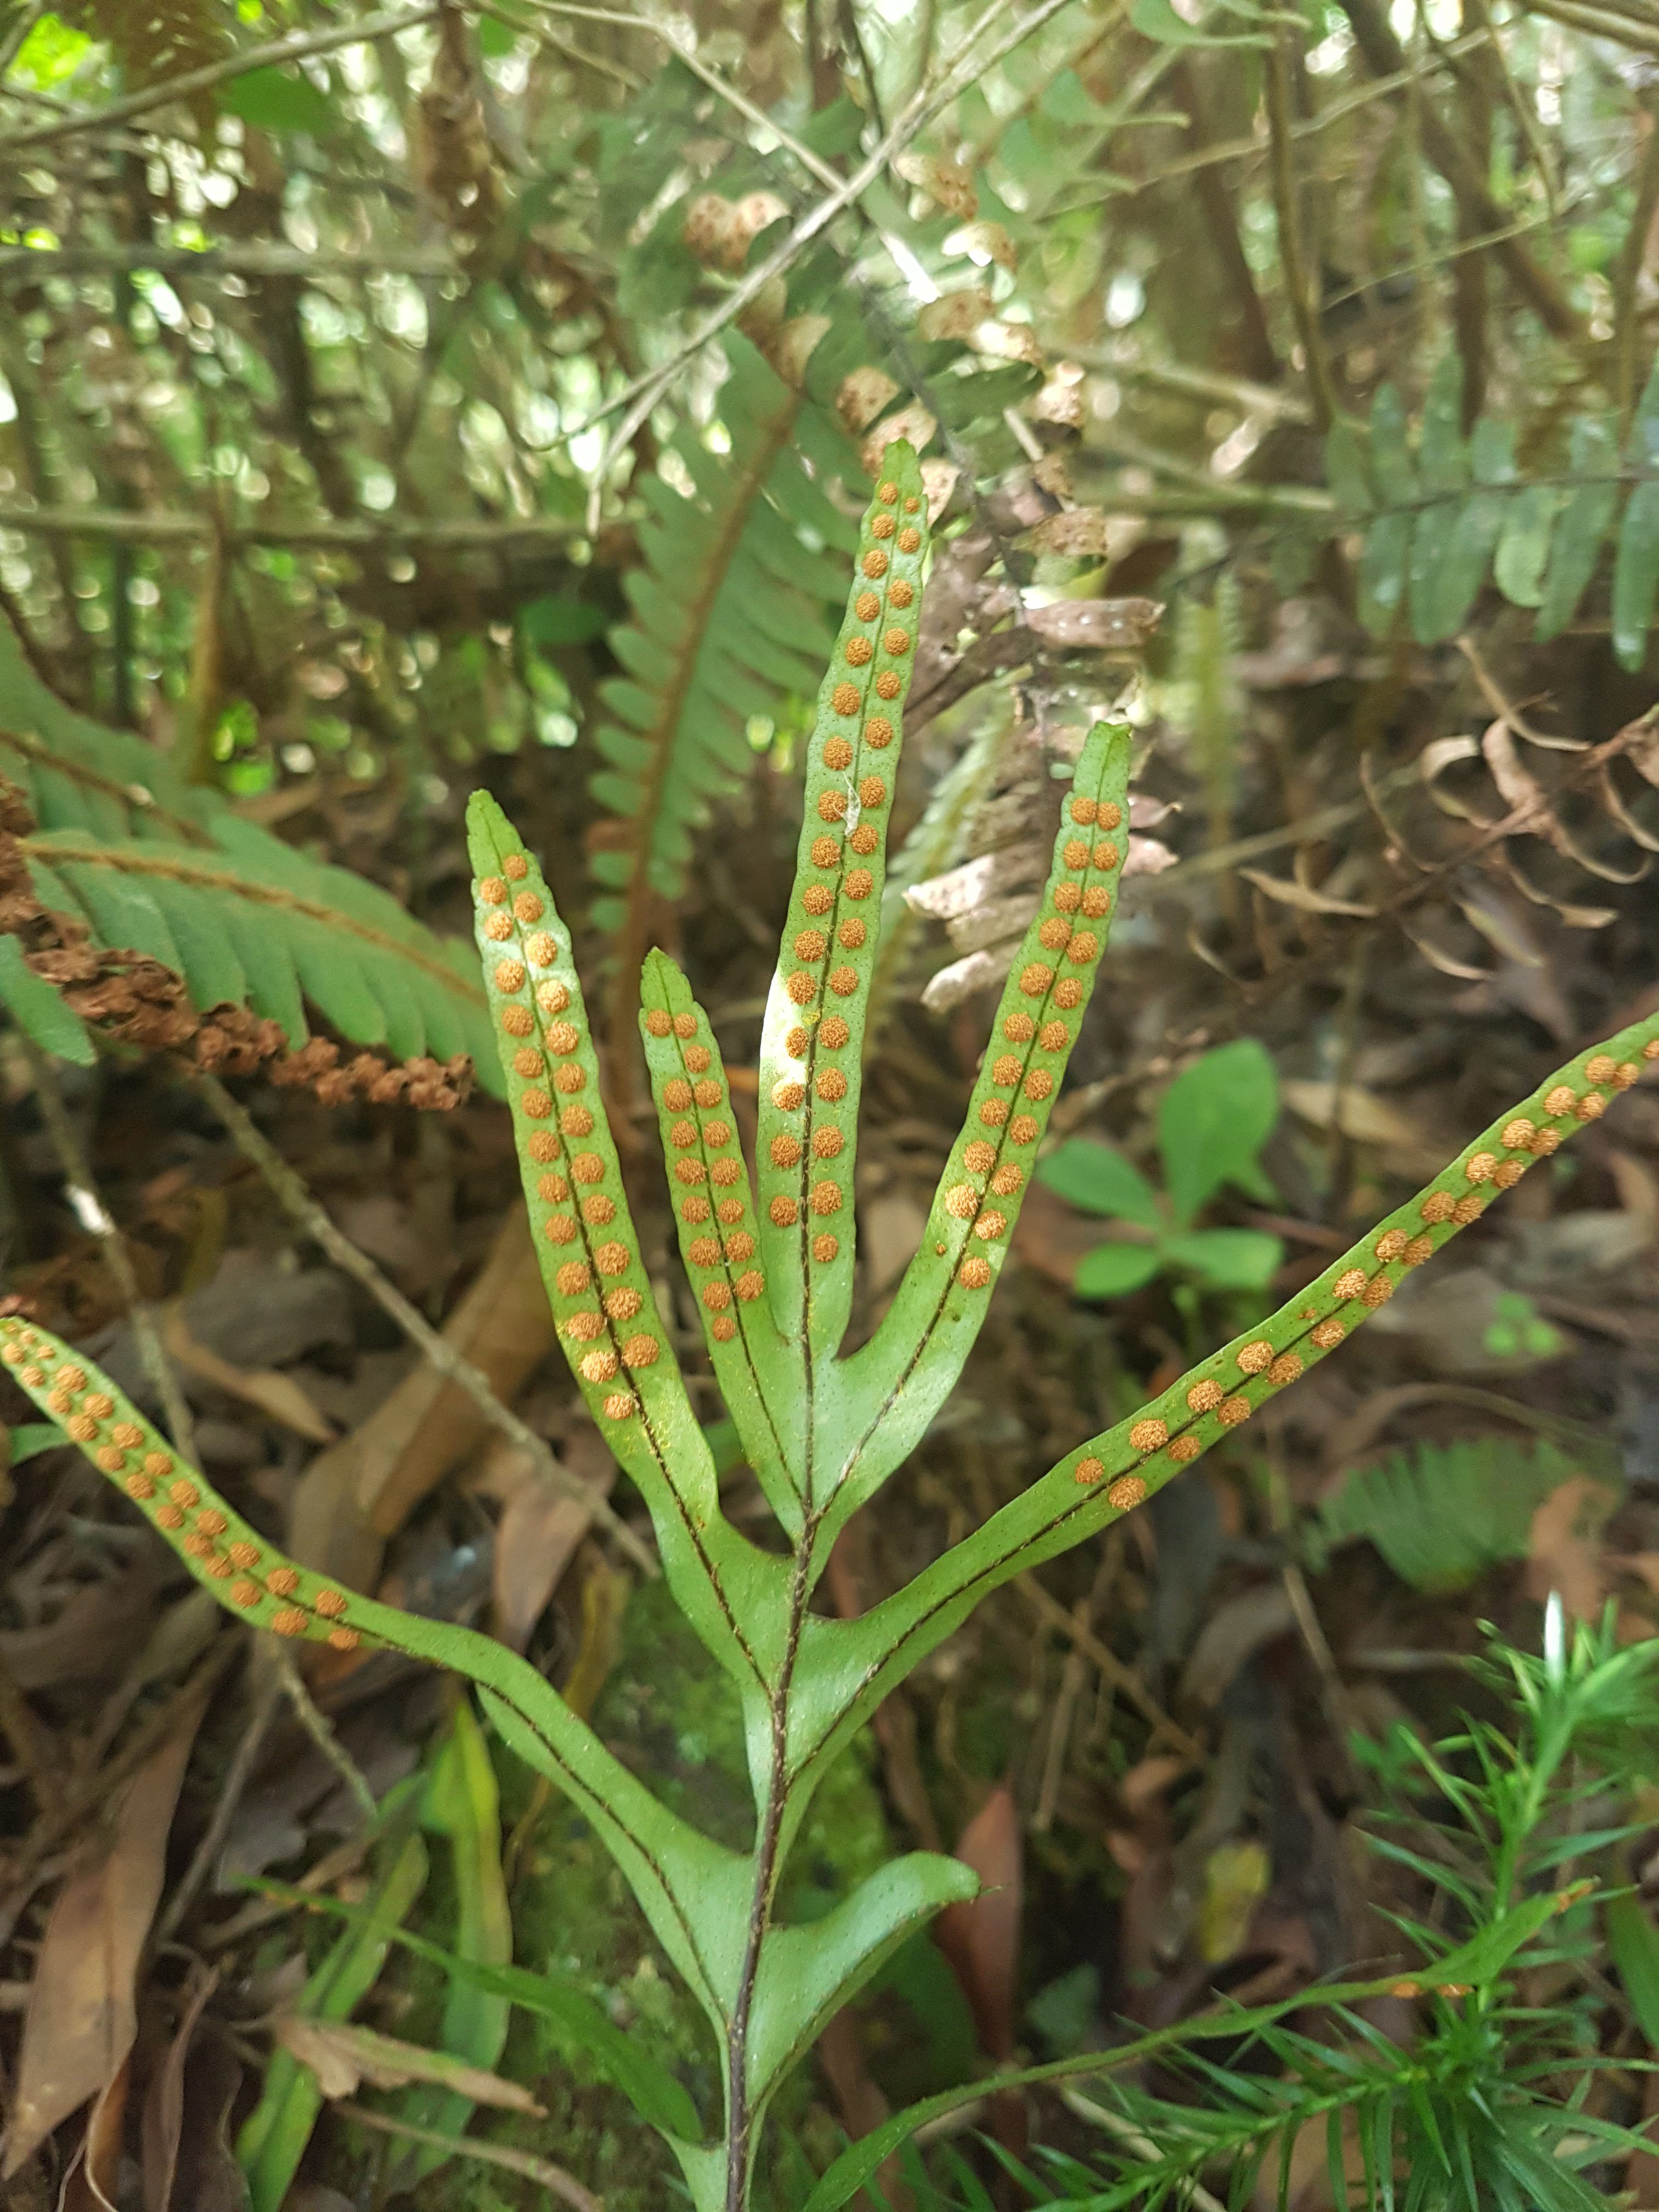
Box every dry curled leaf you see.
[1240,870,1378,918]
[894,151,977,220]
[3,1694,207,2178]
[948,217,1017,269]
[1024,597,1165,651]
[1526,1474,1618,1623]
[769,312,831,389]
[161,1304,335,1444]
[861,401,936,474]
[834,365,900,435]
[934,1786,1022,2063]
[272,2017,545,2113]
[1024,509,1113,557]
[917,287,995,343]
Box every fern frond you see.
[466,792,795,1706]
[0,618,501,1085]
[752,444,930,1367]
[638,946,802,1534]
[1330,354,1659,668]
[834,718,1132,1537]
[589,335,857,1057]
[0,1311,744,2042]
[1316,1435,1614,1592]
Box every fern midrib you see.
[21,835,485,1005]
[1,726,212,846]
[607,388,804,1073]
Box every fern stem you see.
[1613,92,1659,425]
[1265,30,1337,432]
[196,1071,655,1574]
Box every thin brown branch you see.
[0,503,576,549]
[195,1073,656,1576]
[269,1641,377,1823]
[0,4,443,155]
[1017,1575,1205,1759]
[1335,0,1584,341]
[1120,29,1493,194]
[0,245,457,279]
[335,2103,602,2212]
[1613,93,1659,424]
[1172,58,1279,387]
[1265,32,1336,430]
[0,1645,62,1819]
[1519,0,1659,53]
[21,1040,199,1460]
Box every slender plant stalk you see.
[195,1071,647,1568]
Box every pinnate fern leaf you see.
[10,425,1659,2212]
[589,336,857,1036]
[1317,1434,1607,1591]
[1334,355,1659,669]
[0,619,500,1084]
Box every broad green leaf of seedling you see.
[1157,1037,1279,1225]
[1039,1040,1283,1296]
[1483,1289,1565,1363]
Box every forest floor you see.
[4,659,1659,2212]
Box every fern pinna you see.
[0,618,498,1084]
[1332,352,1659,661]
[5,443,1658,2212]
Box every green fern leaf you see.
[0,934,94,1063]
[1317,1435,1613,1592]
[588,336,859,1057]
[1415,421,1515,645]
[1611,479,1659,673]
[1494,483,1560,608]
[0,619,501,1085]
[1418,353,1468,496]
[1536,416,1621,641]
[1325,418,1373,522]
[1611,365,1659,672]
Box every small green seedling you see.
[1483,1288,1565,1362]
[3,445,1657,2212]
[1037,1037,1282,1295]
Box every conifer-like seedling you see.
[4,444,1657,2211]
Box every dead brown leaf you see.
[1526,1474,1618,1623]
[934,1785,1023,2064]
[492,1431,617,1654]
[1023,597,1165,651]
[287,1212,556,1590]
[162,1302,335,1443]
[0,1561,163,1690]
[1278,1079,1445,1176]
[2,1689,207,2177]
[139,1965,218,2212]
[272,2016,544,2113]
[1240,870,1377,918]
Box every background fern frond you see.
[1334,354,1659,667]
[589,335,859,1052]
[0,618,501,1086]
[1314,1434,1617,1592]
